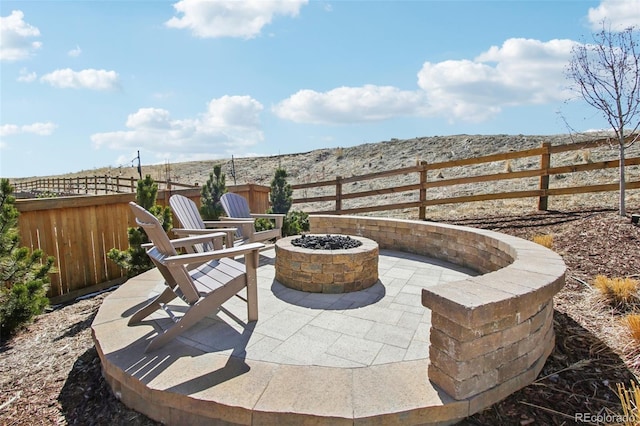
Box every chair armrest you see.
[166,232,227,250]
[172,227,237,236]
[163,242,265,266]
[172,227,238,249]
[203,220,253,226]
[217,218,255,224]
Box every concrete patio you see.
[92,247,478,425]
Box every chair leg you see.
[128,287,177,325]
[144,284,243,353]
[245,250,259,322]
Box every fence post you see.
[130,177,135,192]
[419,161,428,220]
[336,176,342,214]
[538,142,551,211]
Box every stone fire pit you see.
[275,234,379,293]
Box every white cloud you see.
[40,68,120,90]
[126,108,173,129]
[22,122,57,135]
[418,38,577,121]
[0,124,19,137]
[588,0,640,31]
[273,85,429,124]
[91,95,264,163]
[273,38,576,125]
[0,10,42,61]
[165,0,308,38]
[17,68,36,82]
[68,45,82,57]
[0,121,57,137]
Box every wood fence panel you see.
[14,186,271,302]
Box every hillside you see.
[29,134,585,186]
[16,132,640,219]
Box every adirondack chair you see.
[127,202,264,353]
[169,194,252,250]
[220,192,284,244]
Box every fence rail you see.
[12,175,198,196]
[292,136,640,218]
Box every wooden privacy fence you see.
[12,175,198,196]
[292,137,640,218]
[15,184,270,303]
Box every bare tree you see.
[566,23,640,216]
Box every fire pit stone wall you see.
[275,234,378,293]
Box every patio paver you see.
[92,248,476,425]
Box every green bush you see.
[269,167,292,214]
[107,175,171,277]
[200,164,227,220]
[0,179,55,340]
[0,278,50,338]
[283,210,310,237]
[254,217,274,232]
[255,210,308,236]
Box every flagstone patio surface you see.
[92,248,477,425]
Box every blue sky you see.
[1,0,639,178]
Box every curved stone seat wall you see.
[309,215,565,414]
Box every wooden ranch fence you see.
[15,184,270,303]
[292,137,640,218]
[12,176,198,196]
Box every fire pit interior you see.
[292,234,363,250]
[275,234,378,293]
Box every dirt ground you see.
[1,206,639,425]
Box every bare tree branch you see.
[565,22,640,215]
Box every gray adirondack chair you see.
[169,194,251,250]
[220,192,284,244]
[127,202,264,353]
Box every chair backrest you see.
[170,194,206,229]
[129,202,200,303]
[220,193,252,219]
[169,194,213,252]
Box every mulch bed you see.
[1,207,639,425]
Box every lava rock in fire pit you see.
[292,234,363,250]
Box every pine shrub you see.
[200,165,227,220]
[0,179,55,340]
[107,175,171,277]
[269,167,292,214]
[283,210,310,237]
[258,167,309,236]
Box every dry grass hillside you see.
[17,133,640,219]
